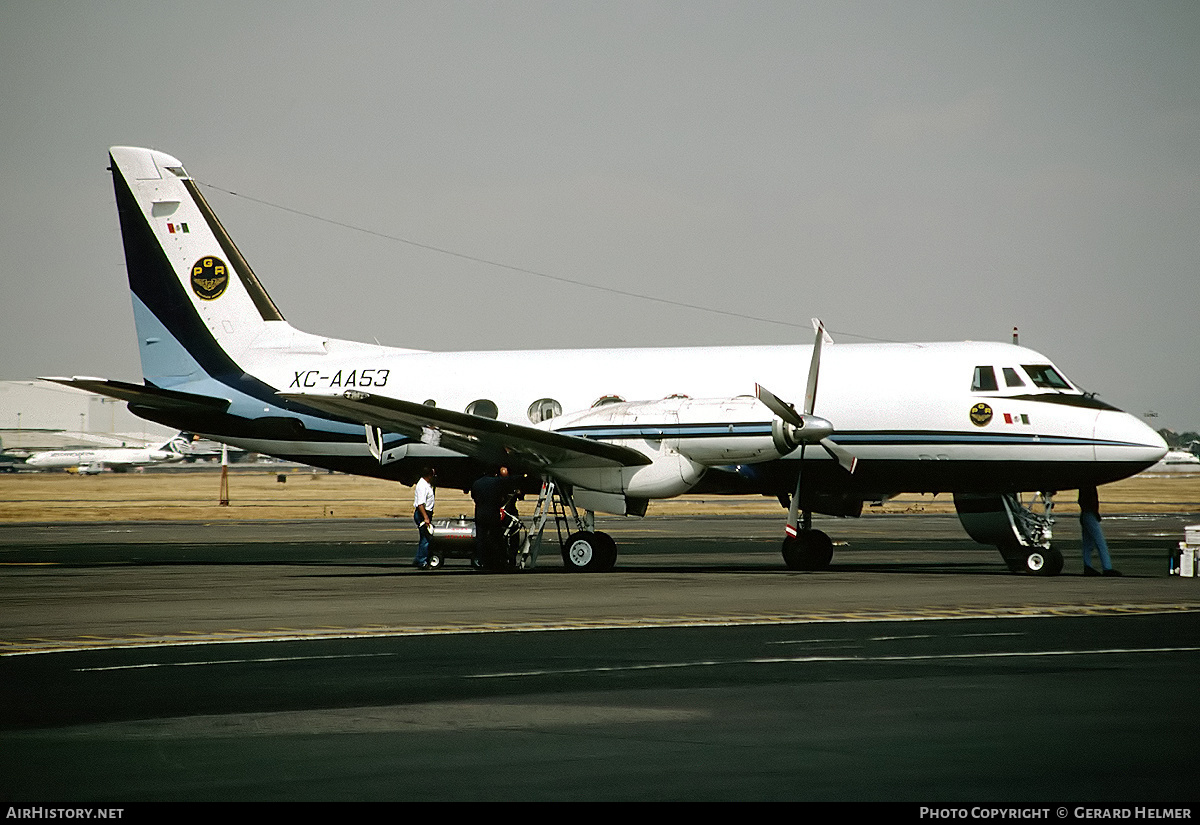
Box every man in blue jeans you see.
[1079,484,1120,576]
[412,467,437,569]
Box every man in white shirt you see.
[412,467,437,568]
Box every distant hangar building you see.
[0,379,176,453]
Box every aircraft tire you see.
[1018,546,1063,577]
[562,531,617,572]
[782,531,833,571]
[593,531,618,572]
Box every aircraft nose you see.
[1093,409,1168,471]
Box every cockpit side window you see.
[971,366,998,392]
[1002,367,1026,388]
[1022,364,1072,390]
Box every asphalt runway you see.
[2,512,1199,803]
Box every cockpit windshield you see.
[1022,364,1072,390]
[971,364,1075,393]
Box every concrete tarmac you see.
[1,512,1197,653]
[2,512,1199,803]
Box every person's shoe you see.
[1083,566,1100,576]
[1102,568,1122,577]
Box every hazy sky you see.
[3,1,1197,429]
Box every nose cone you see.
[1094,409,1168,478]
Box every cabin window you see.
[465,399,499,419]
[971,366,998,392]
[527,398,562,424]
[1022,365,1071,390]
[1002,367,1026,388]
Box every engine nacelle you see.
[552,451,706,500]
[546,395,832,500]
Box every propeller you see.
[755,319,857,539]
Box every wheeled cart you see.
[426,509,527,569]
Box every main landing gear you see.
[780,510,834,571]
[561,529,618,573]
[518,480,618,572]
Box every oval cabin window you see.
[527,398,562,424]
[465,399,499,419]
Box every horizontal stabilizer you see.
[281,391,652,470]
[41,377,231,413]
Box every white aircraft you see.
[1144,449,1200,474]
[47,147,1167,575]
[24,435,188,474]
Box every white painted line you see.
[468,646,1200,679]
[75,652,397,672]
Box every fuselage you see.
[186,332,1165,499]
[25,446,180,471]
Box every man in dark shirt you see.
[471,466,514,571]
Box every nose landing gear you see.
[954,491,1063,576]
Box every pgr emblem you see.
[970,402,993,427]
[191,256,229,300]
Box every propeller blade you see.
[803,319,826,415]
[820,437,858,474]
[755,383,802,428]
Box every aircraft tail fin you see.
[108,147,324,390]
[159,433,191,455]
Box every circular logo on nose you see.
[970,402,993,427]
[191,256,229,300]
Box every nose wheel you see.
[1005,545,1064,576]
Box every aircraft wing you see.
[41,377,232,414]
[280,390,651,470]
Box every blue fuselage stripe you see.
[554,423,1151,450]
[556,423,772,439]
